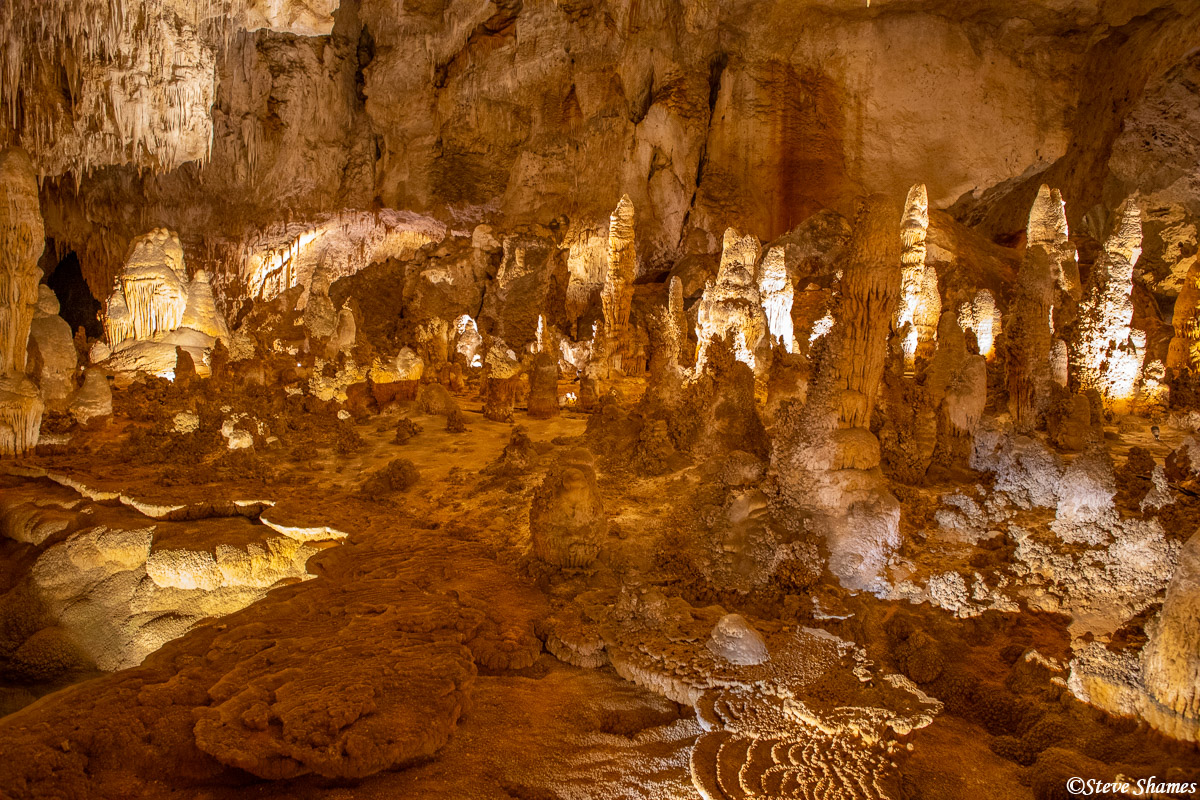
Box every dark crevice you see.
[43,251,102,339]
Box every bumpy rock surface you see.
[530,449,608,568]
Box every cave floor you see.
[1,394,1198,799]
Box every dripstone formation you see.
[2,1,1200,798]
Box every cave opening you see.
[43,251,103,339]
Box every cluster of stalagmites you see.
[97,228,229,382]
[7,124,1200,797]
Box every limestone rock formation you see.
[957,289,1001,360]
[1139,534,1200,740]
[530,450,608,568]
[69,369,112,426]
[600,195,638,372]
[27,286,77,409]
[695,229,767,372]
[527,352,560,419]
[896,184,940,368]
[757,246,796,353]
[4,3,1200,797]
[707,614,769,666]
[100,229,230,380]
[1007,186,1073,430]
[1074,201,1145,412]
[482,342,522,423]
[836,195,903,433]
[0,147,45,455]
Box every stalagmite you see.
[27,285,77,409]
[97,229,232,382]
[669,276,691,368]
[110,230,189,343]
[928,312,987,445]
[695,229,767,371]
[1167,260,1200,372]
[0,147,45,455]
[69,369,113,426]
[836,195,903,433]
[180,270,231,341]
[1074,201,1145,413]
[600,195,637,372]
[483,342,521,423]
[303,266,338,341]
[957,289,1001,359]
[1007,185,1072,430]
[757,246,796,353]
[1141,531,1200,741]
[530,449,608,567]
[895,184,940,368]
[527,352,560,419]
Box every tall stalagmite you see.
[1007,185,1071,430]
[0,147,45,455]
[601,195,637,372]
[836,195,903,431]
[895,183,939,369]
[695,229,766,371]
[1074,200,1144,412]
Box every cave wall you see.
[7,0,1200,320]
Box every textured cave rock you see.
[529,448,608,568]
[3,1,1200,798]
[1074,200,1145,412]
[1007,185,1073,431]
[695,228,768,372]
[0,147,45,455]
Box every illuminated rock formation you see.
[695,229,767,371]
[646,276,691,409]
[1074,200,1145,413]
[530,449,608,567]
[180,270,230,341]
[483,342,522,423]
[706,614,769,666]
[302,265,338,341]
[769,196,905,593]
[757,246,796,353]
[895,183,940,368]
[98,229,235,382]
[957,289,1001,359]
[1167,259,1200,371]
[600,195,637,372]
[480,234,558,351]
[928,312,988,442]
[106,229,189,343]
[0,147,45,455]
[1007,185,1072,430]
[69,369,112,426]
